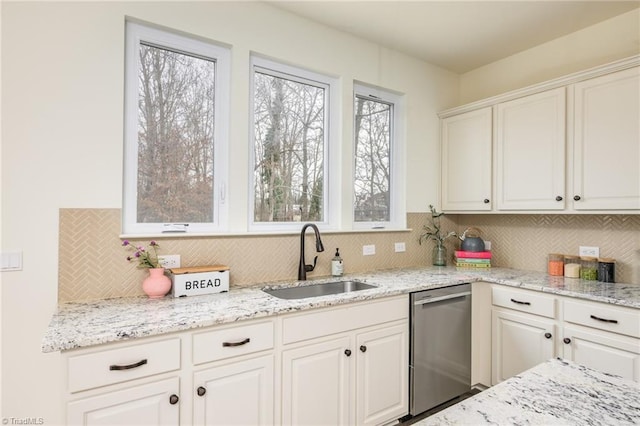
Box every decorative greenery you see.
[418,205,457,247]
[122,240,161,269]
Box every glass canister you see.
[564,255,580,278]
[548,253,564,276]
[598,258,616,283]
[580,256,598,280]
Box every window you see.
[250,56,338,231]
[353,84,405,229]
[123,21,230,234]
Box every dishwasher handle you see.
[414,291,471,306]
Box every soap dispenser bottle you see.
[331,248,343,277]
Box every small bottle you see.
[331,248,343,277]
[564,255,580,278]
[580,256,598,281]
[548,253,564,276]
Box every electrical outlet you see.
[158,254,181,269]
[394,242,406,253]
[363,245,376,256]
[579,246,599,257]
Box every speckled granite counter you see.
[416,358,640,425]
[42,266,640,352]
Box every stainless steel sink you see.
[263,280,377,300]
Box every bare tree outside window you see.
[354,95,391,222]
[137,43,216,223]
[253,70,325,222]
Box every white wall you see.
[460,8,640,103]
[0,2,457,421]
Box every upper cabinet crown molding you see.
[439,55,640,119]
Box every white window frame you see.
[352,82,406,230]
[249,55,340,232]
[122,21,230,235]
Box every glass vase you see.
[432,244,447,266]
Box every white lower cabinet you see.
[67,377,180,425]
[491,309,556,385]
[280,295,408,426]
[193,355,274,425]
[282,336,351,425]
[489,284,640,385]
[561,326,640,382]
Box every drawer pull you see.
[109,359,148,371]
[544,332,552,339]
[222,337,251,347]
[510,298,531,306]
[590,314,618,324]
[197,386,207,397]
[563,338,572,344]
[169,394,179,405]
[344,349,352,357]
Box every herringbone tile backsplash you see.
[58,209,639,302]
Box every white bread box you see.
[170,265,230,297]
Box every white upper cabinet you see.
[496,88,566,210]
[441,107,493,211]
[572,67,640,210]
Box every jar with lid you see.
[548,253,564,276]
[597,258,615,283]
[564,255,580,278]
[580,256,598,280]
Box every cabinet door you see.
[496,88,566,210]
[193,355,274,425]
[492,310,556,385]
[356,323,408,425]
[562,326,640,382]
[573,67,640,210]
[281,336,351,426]
[441,107,493,211]
[67,377,179,425]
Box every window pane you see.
[137,43,215,223]
[354,96,391,222]
[253,71,325,222]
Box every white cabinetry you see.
[280,295,408,425]
[192,320,275,425]
[489,284,640,385]
[572,67,640,210]
[496,88,566,210]
[65,337,182,425]
[561,300,640,381]
[491,287,557,385]
[441,107,493,211]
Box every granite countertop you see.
[416,358,640,425]
[42,266,640,353]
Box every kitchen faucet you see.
[298,223,325,280]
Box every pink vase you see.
[142,268,172,298]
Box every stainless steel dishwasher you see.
[409,283,471,416]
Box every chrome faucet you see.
[298,223,325,280]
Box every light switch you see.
[1,251,22,271]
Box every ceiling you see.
[267,1,640,73]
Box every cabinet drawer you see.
[67,338,180,393]
[492,286,556,318]
[282,295,408,345]
[563,300,640,338]
[193,321,274,365]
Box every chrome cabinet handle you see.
[510,298,531,306]
[222,338,250,347]
[109,359,148,371]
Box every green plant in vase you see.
[418,205,457,266]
